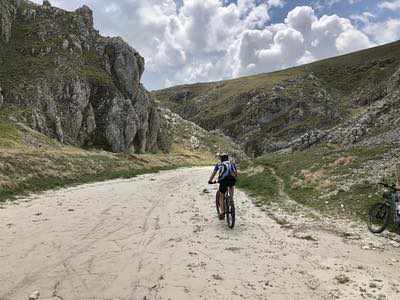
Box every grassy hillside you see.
[153,41,400,156]
[0,106,223,202]
[237,141,399,225]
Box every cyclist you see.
[208,153,238,219]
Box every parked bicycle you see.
[210,182,235,229]
[368,182,400,233]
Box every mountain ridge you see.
[153,40,400,156]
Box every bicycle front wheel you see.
[226,196,235,229]
[368,203,389,234]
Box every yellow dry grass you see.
[294,169,335,191]
[329,156,353,168]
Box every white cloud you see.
[245,4,270,29]
[364,19,400,44]
[229,6,376,79]
[379,0,400,11]
[297,50,315,65]
[310,14,353,58]
[285,6,316,37]
[231,25,306,76]
[238,30,274,68]
[336,29,374,53]
[274,28,305,63]
[268,0,285,8]
[350,12,375,25]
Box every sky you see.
[31,0,400,90]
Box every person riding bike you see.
[208,153,238,220]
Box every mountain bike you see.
[210,182,235,229]
[368,182,400,234]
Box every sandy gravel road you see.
[1,167,400,300]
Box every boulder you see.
[75,5,93,28]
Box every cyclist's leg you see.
[228,177,236,200]
[219,181,228,214]
[219,191,225,214]
[228,186,234,200]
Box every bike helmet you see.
[219,153,229,162]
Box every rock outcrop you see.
[160,107,247,161]
[0,0,163,153]
[325,65,400,147]
[0,0,17,43]
[253,63,400,152]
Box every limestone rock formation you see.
[324,65,400,147]
[0,0,17,43]
[0,0,163,153]
[159,107,247,161]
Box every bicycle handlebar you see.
[379,182,399,191]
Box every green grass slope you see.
[237,142,399,226]
[0,107,219,202]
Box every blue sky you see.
[32,0,400,90]
[271,0,376,21]
[239,0,396,27]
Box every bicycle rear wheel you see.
[225,195,235,229]
[368,203,389,234]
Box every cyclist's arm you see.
[231,164,238,178]
[209,164,220,183]
[209,171,217,183]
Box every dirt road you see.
[1,167,400,300]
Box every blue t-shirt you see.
[213,161,236,180]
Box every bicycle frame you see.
[382,187,398,224]
[215,186,233,208]
[368,183,400,234]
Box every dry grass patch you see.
[300,169,325,185]
[329,156,354,168]
[243,165,265,176]
[294,169,336,191]
[291,179,303,189]
[0,178,17,191]
[318,179,336,190]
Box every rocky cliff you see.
[289,65,400,151]
[159,107,247,161]
[0,0,163,153]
